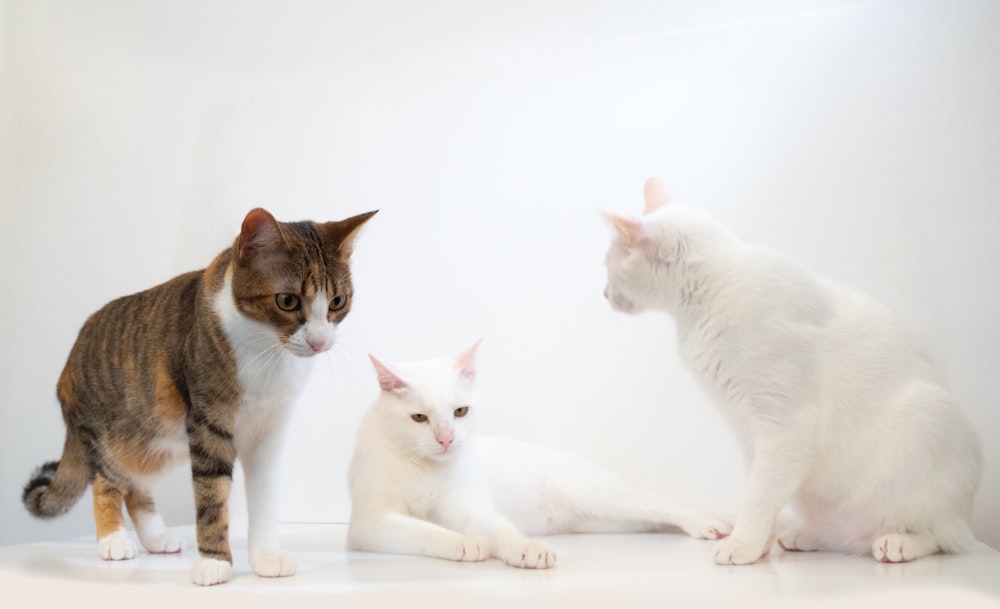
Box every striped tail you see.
[22,430,91,519]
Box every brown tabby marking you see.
[153,359,188,423]
[22,208,377,575]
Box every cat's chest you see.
[213,278,314,442]
[676,310,757,413]
[231,346,313,440]
[398,460,483,520]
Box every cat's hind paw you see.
[140,531,184,554]
[777,530,820,553]
[250,548,297,578]
[677,514,732,540]
[713,537,768,565]
[498,539,557,569]
[872,533,938,563]
[97,528,137,561]
[191,557,233,586]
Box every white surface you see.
[0,524,998,608]
[1,0,998,552]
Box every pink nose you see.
[436,429,454,449]
[603,286,609,300]
[307,337,327,352]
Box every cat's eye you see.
[411,414,428,423]
[329,294,347,311]
[454,406,469,418]
[275,293,300,312]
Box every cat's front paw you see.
[677,513,732,540]
[97,528,137,561]
[250,548,297,578]
[191,557,233,586]
[778,529,820,552]
[431,535,488,562]
[713,536,769,565]
[498,538,557,569]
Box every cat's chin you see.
[608,300,637,314]
[425,448,462,462]
[604,290,637,314]
[285,345,332,358]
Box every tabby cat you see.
[23,207,376,585]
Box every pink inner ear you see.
[369,355,408,392]
[601,211,643,248]
[456,339,482,381]
[238,207,287,260]
[643,177,671,215]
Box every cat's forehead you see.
[395,358,475,409]
[258,222,352,290]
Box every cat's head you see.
[368,341,483,462]
[601,177,726,313]
[230,207,377,357]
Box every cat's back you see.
[74,269,206,346]
[57,259,230,425]
[474,437,597,507]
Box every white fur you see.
[191,558,233,587]
[602,180,982,565]
[132,502,183,554]
[206,272,332,582]
[347,348,730,569]
[97,527,137,561]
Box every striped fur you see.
[23,207,376,585]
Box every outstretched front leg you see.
[438,497,556,569]
[348,511,489,562]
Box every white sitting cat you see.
[601,177,982,565]
[347,341,731,569]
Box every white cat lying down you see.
[347,341,730,569]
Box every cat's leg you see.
[452,505,556,569]
[490,527,557,570]
[239,428,297,579]
[348,511,489,562]
[777,530,822,552]
[188,419,237,586]
[559,480,731,540]
[871,532,940,563]
[714,425,812,565]
[92,473,137,560]
[125,486,183,554]
[649,503,732,540]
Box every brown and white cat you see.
[22,207,376,585]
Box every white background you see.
[1,0,997,550]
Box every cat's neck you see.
[659,241,749,322]
[212,267,314,399]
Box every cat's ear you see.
[455,339,482,382]
[599,210,643,249]
[324,210,379,259]
[643,177,671,215]
[369,354,408,393]
[237,208,289,262]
